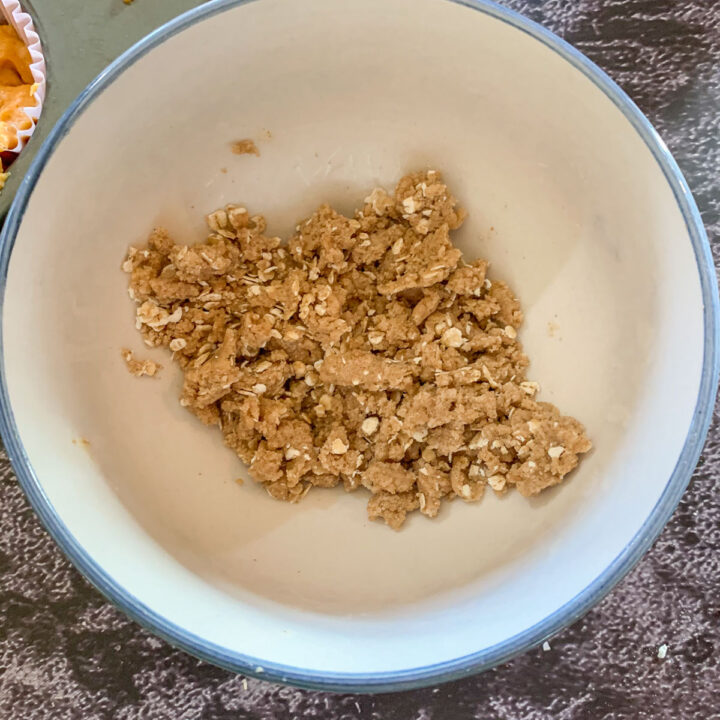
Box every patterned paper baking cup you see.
[0,0,45,153]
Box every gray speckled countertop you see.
[1,1,719,718]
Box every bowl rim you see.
[0,0,717,694]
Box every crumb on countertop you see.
[122,348,161,378]
[231,139,260,156]
[123,170,591,529]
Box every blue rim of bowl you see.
[0,0,717,694]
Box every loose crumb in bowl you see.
[231,139,260,156]
[121,348,161,378]
[123,170,591,528]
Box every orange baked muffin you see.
[0,23,37,189]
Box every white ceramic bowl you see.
[0,0,717,692]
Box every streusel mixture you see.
[124,171,591,528]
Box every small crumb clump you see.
[231,139,260,156]
[122,348,161,378]
[123,170,591,528]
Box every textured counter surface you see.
[1,1,719,718]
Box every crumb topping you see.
[124,171,591,528]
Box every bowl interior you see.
[1,0,707,681]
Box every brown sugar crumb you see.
[124,170,591,529]
[122,348,161,378]
[231,139,260,156]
